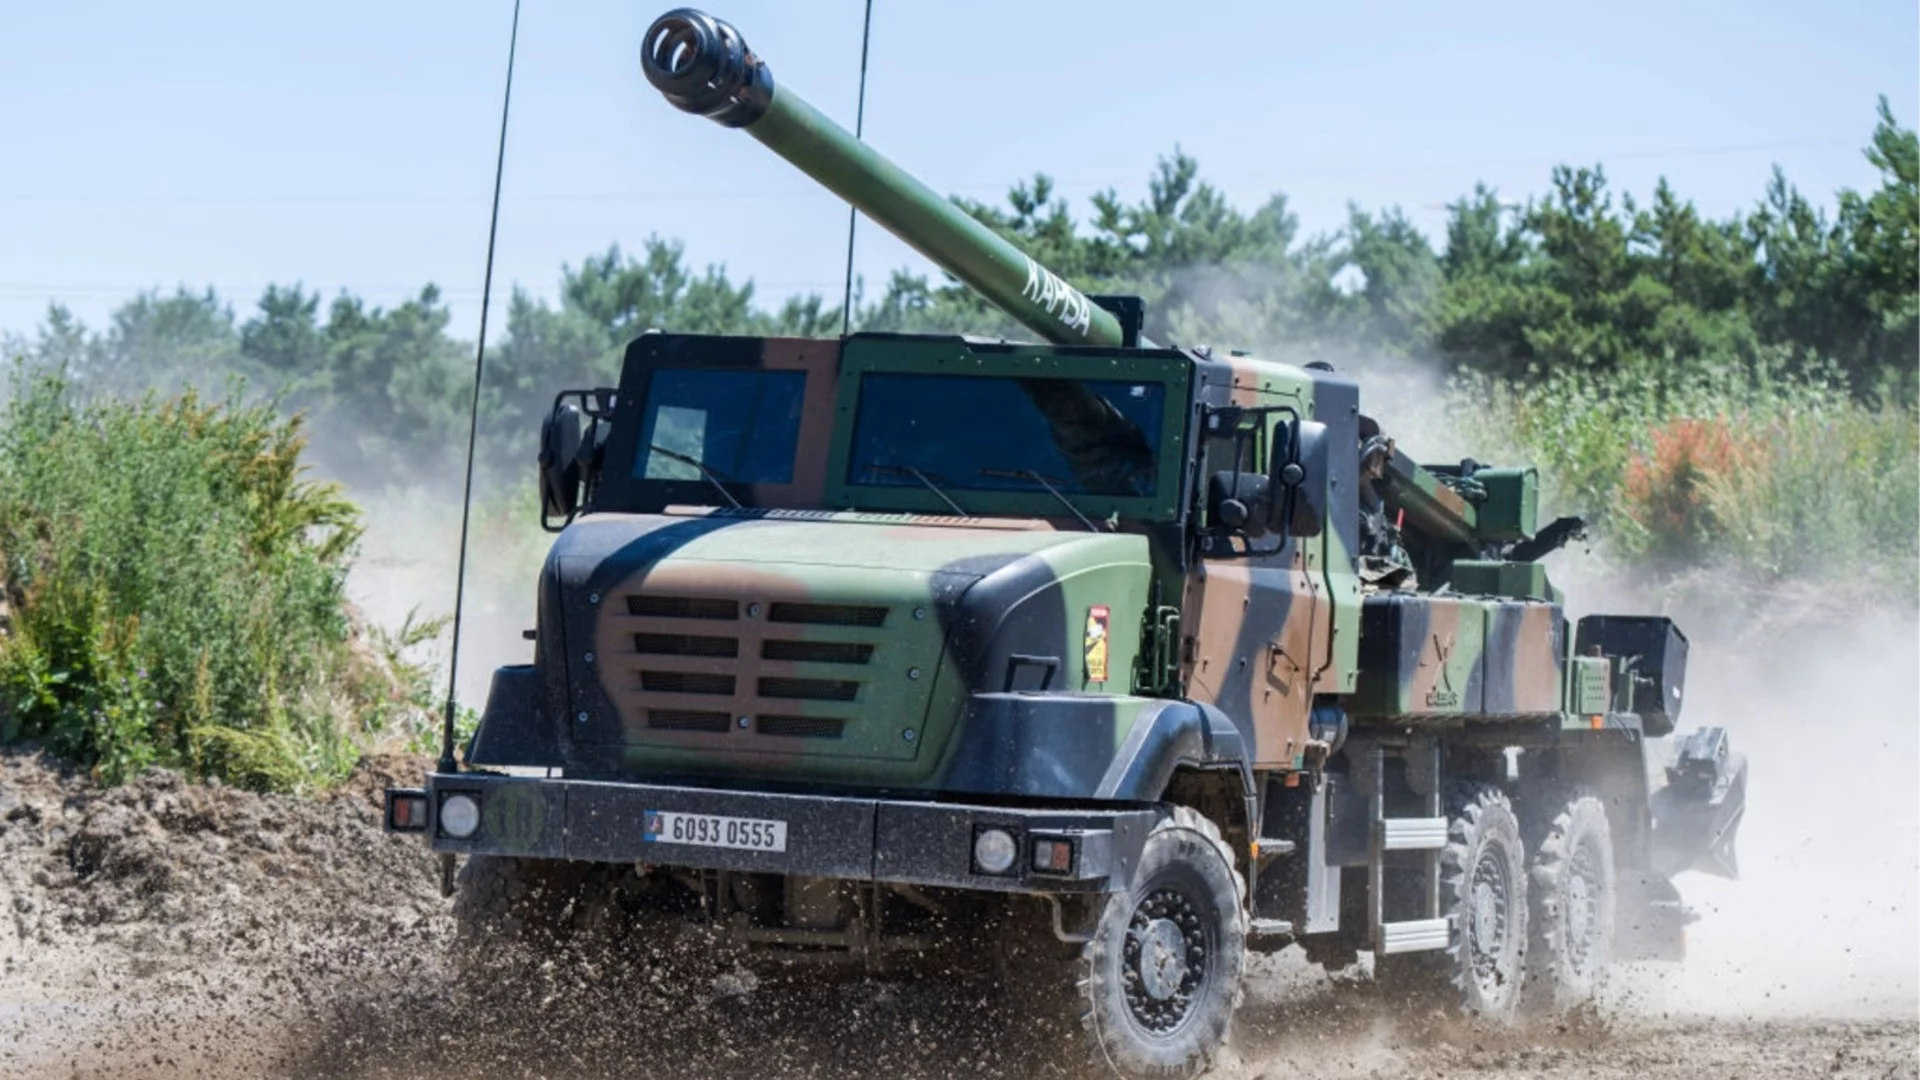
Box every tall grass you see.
[1457,352,1919,600]
[0,367,437,790]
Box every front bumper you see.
[388,772,1154,894]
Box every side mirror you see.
[1270,419,1329,537]
[538,403,585,526]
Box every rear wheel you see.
[1078,806,1247,1079]
[1377,786,1528,1018]
[1524,795,1616,1011]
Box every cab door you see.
[1179,391,1328,770]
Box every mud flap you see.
[1649,726,1747,880]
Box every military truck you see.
[387,9,1747,1076]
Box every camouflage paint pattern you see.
[546,329,1579,799]
[1179,357,1322,768]
[1175,354,1364,764]
[1379,447,1479,547]
[1350,593,1564,720]
[1481,600,1564,714]
[557,506,1153,790]
[575,8,1684,817]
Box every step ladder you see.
[1368,742,1452,955]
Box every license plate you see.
[644,810,788,853]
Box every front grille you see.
[615,590,899,749]
[758,677,860,702]
[757,715,845,739]
[641,671,736,696]
[768,602,887,627]
[647,709,732,732]
[635,632,739,658]
[627,595,739,620]
[761,640,874,665]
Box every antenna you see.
[439,0,523,776]
[838,0,876,337]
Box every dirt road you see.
[3,743,1914,1080]
[5,970,1915,1080]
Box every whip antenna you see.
[838,0,875,336]
[439,0,523,775]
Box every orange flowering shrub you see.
[1619,416,1766,565]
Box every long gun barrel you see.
[641,8,1130,348]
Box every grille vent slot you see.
[761,640,875,665]
[627,595,739,620]
[634,633,739,658]
[647,709,732,732]
[768,602,887,627]
[758,677,860,702]
[757,715,846,739]
[641,671,736,696]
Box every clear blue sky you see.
[2,0,1914,341]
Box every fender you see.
[934,693,1254,803]
[1097,699,1255,801]
[465,665,561,768]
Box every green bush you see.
[0,367,434,790]
[1458,353,1919,598]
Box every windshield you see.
[846,373,1164,497]
[634,368,806,484]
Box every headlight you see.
[439,793,481,838]
[973,827,1017,875]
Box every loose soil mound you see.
[0,746,449,1079]
[0,747,445,1003]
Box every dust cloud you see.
[342,482,546,713]
[1570,576,1920,1022]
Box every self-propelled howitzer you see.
[384,12,1747,1079]
[641,7,1133,349]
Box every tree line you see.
[6,99,1912,486]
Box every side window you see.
[1201,414,1264,528]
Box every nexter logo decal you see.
[1085,605,1111,683]
[1426,632,1460,709]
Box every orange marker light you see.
[1590,715,1605,730]
[1031,838,1075,874]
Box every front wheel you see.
[1079,806,1247,1079]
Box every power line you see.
[0,278,853,297]
[0,138,1855,207]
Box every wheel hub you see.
[1122,887,1209,1033]
[1565,834,1604,976]
[1137,918,1188,1000]
[1468,846,1513,995]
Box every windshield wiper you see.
[982,467,1099,532]
[648,444,741,509]
[867,463,968,517]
